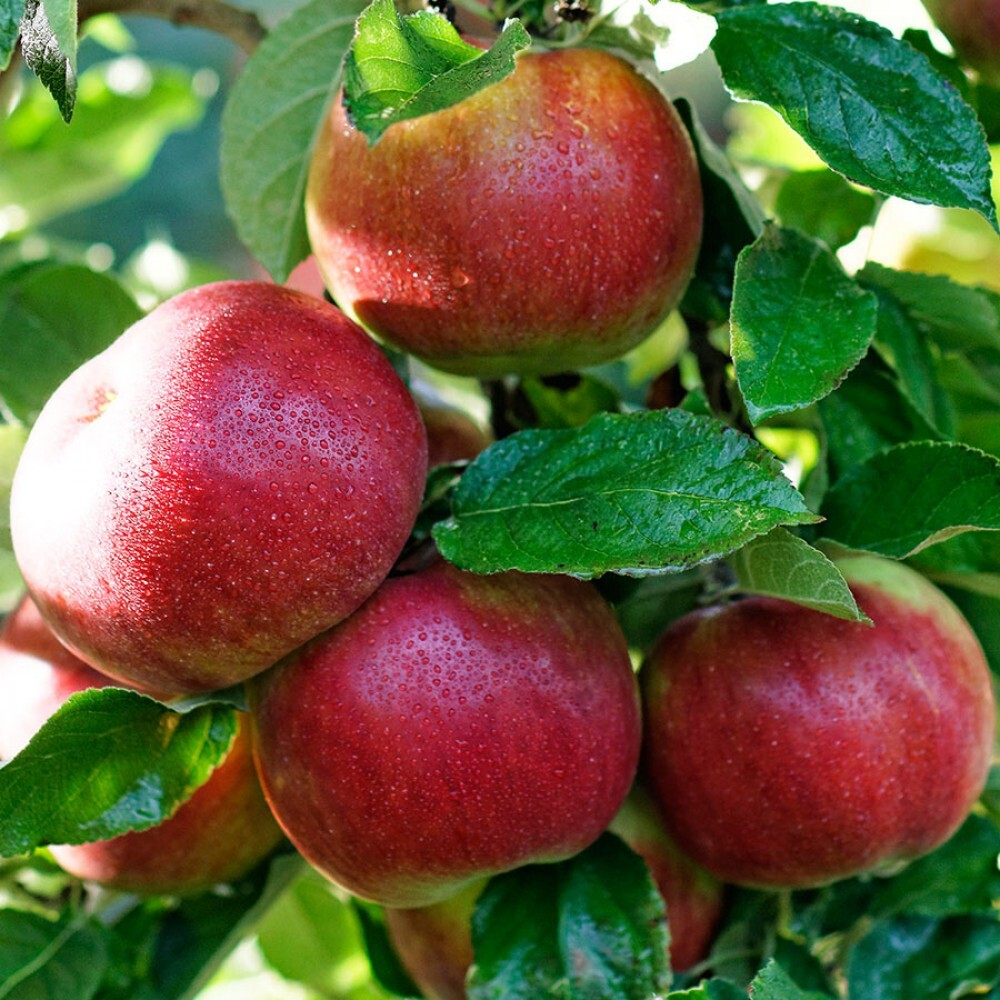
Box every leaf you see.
[0,0,26,70]
[0,61,205,235]
[519,374,620,429]
[668,981,746,1000]
[0,422,27,552]
[152,851,304,1000]
[730,224,877,424]
[676,98,764,322]
[468,834,670,1000]
[907,532,1000,597]
[749,959,833,999]
[343,0,531,144]
[432,409,819,578]
[729,528,870,622]
[220,0,368,281]
[352,901,421,997]
[858,263,1000,353]
[19,0,76,122]
[711,3,998,229]
[0,263,142,426]
[774,169,877,250]
[845,915,1000,1000]
[821,442,1000,559]
[0,910,107,1000]
[0,689,238,857]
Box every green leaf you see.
[152,851,305,1000]
[676,98,764,322]
[0,910,107,1000]
[729,528,870,622]
[0,689,238,857]
[858,263,1000,353]
[519,374,620,429]
[257,868,380,997]
[352,901,421,997]
[342,0,531,144]
[821,442,1000,559]
[711,3,998,229]
[0,263,142,426]
[433,409,819,578]
[668,980,745,1000]
[908,532,1000,597]
[749,959,833,999]
[19,0,76,122]
[846,915,1000,1000]
[0,0,26,70]
[818,358,946,478]
[220,0,368,281]
[730,224,877,424]
[468,834,670,1000]
[0,61,205,235]
[774,170,877,250]
[611,570,702,653]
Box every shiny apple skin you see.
[0,595,283,895]
[922,0,1000,78]
[10,281,427,696]
[251,560,641,908]
[306,47,703,377]
[641,556,996,890]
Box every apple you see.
[305,46,703,377]
[419,401,493,467]
[609,787,725,973]
[0,595,283,895]
[641,555,996,889]
[384,879,483,1000]
[381,786,724,998]
[10,281,428,696]
[922,0,1000,79]
[250,559,641,908]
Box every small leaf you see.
[220,0,368,281]
[0,910,108,1000]
[342,0,531,144]
[730,224,877,424]
[0,689,238,857]
[0,263,142,426]
[468,834,670,1000]
[821,442,1000,559]
[432,409,819,578]
[846,915,1000,999]
[520,374,620,429]
[19,0,76,122]
[668,980,746,1000]
[749,958,833,999]
[774,169,877,250]
[712,3,998,229]
[908,532,1000,597]
[729,528,870,622]
[1,0,26,70]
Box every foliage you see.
[1,0,999,997]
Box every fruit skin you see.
[0,596,283,895]
[419,401,493,468]
[10,281,427,696]
[251,559,641,908]
[922,0,1000,79]
[609,787,725,973]
[382,788,724,999]
[641,555,996,890]
[306,47,702,377]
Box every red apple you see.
[609,787,725,973]
[385,880,483,1000]
[0,595,283,895]
[306,46,703,377]
[641,555,996,889]
[922,0,1000,79]
[419,401,493,468]
[10,281,427,696]
[250,559,641,907]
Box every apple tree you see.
[1,0,1000,997]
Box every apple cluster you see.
[2,39,996,997]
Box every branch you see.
[80,0,267,54]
